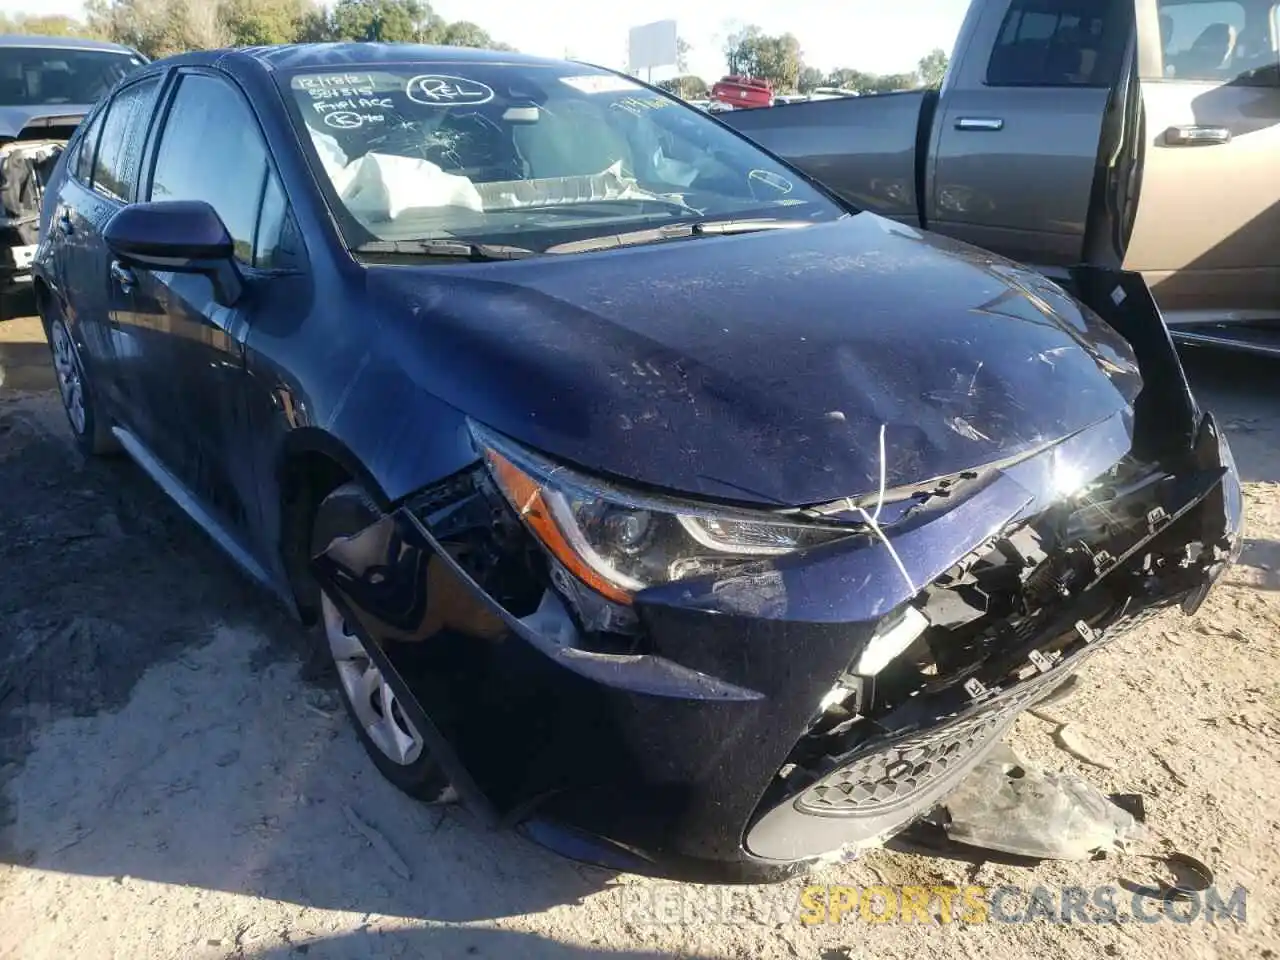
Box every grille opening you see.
[759,453,1226,818]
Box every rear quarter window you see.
[71,109,106,184]
[986,0,1124,86]
[90,76,162,202]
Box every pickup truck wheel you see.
[46,312,118,457]
[311,482,455,803]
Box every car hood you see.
[0,104,90,139]
[370,214,1142,506]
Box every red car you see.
[710,75,773,109]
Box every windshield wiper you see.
[354,239,537,261]
[544,218,814,255]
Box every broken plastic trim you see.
[313,505,765,703]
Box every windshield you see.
[282,62,847,254]
[0,47,144,107]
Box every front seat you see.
[1175,22,1238,77]
[39,70,74,102]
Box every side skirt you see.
[111,425,292,608]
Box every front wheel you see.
[311,482,454,802]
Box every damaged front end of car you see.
[312,267,1242,883]
[0,116,79,297]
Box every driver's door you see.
[111,69,277,538]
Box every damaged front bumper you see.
[312,268,1243,883]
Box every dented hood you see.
[370,214,1142,506]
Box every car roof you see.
[147,42,576,75]
[0,34,139,54]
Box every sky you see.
[0,0,972,81]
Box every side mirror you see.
[104,200,243,306]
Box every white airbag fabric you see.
[308,130,483,221]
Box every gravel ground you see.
[1,315,1278,960]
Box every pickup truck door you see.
[927,0,1135,272]
[1122,0,1280,325]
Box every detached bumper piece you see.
[312,269,1242,882]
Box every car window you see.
[253,168,303,270]
[150,73,276,266]
[1155,0,1279,83]
[0,48,144,106]
[282,63,844,254]
[987,0,1125,86]
[72,109,105,184]
[90,76,161,202]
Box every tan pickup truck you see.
[724,0,1280,355]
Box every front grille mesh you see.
[796,654,1093,817]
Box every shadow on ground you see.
[248,928,689,960]
[0,380,612,923]
[0,331,56,392]
[1230,537,1280,591]
[1180,346,1280,484]
[3,624,615,923]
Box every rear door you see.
[45,105,109,365]
[1123,0,1280,324]
[929,0,1134,270]
[47,73,162,410]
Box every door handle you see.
[1165,125,1231,146]
[955,117,1004,131]
[56,211,74,236]
[110,259,136,293]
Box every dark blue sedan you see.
[34,43,1243,881]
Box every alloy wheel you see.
[50,320,86,436]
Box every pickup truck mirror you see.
[104,200,243,306]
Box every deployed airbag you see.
[308,130,682,225]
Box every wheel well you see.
[32,277,52,327]
[279,450,354,624]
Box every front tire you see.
[45,310,117,457]
[310,482,454,802]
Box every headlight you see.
[471,422,856,604]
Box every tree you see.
[723,25,761,76]
[871,72,918,93]
[85,0,230,58]
[434,20,495,48]
[82,0,517,54]
[917,47,949,88]
[797,65,824,93]
[755,33,801,91]
[824,67,880,94]
[294,3,332,41]
[657,75,708,98]
[329,0,433,43]
[723,25,802,91]
[676,37,690,74]
[218,0,308,47]
[0,13,96,37]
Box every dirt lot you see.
[1,314,1278,960]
